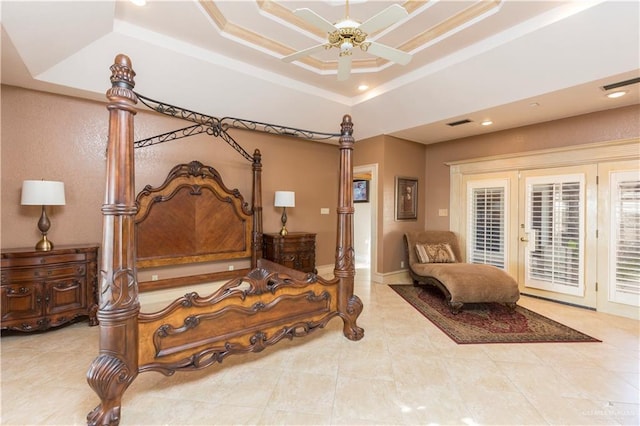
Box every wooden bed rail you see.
[86,54,363,426]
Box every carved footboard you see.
[138,260,344,374]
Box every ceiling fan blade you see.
[337,55,352,81]
[282,44,327,63]
[294,8,338,34]
[365,42,412,65]
[358,4,408,35]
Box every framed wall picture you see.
[395,176,418,220]
[353,180,369,203]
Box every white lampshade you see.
[274,191,295,208]
[21,180,66,206]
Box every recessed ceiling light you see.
[481,120,493,126]
[607,91,627,99]
[130,0,146,6]
[358,85,369,91]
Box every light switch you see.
[320,208,330,215]
[438,209,448,217]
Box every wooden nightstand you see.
[262,233,316,273]
[1,244,99,332]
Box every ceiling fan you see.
[282,1,412,81]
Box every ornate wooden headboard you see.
[135,160,254,268]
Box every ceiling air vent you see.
[447,119,473,127]
[602,77,640,91]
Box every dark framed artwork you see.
[353,180,369,203]
[395,176,418,220]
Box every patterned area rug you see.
[389,284,601,344]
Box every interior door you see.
[518,165,598,308]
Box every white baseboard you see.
[371,269,411,285]
[316,265,410,285]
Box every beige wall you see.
[355,135,426,274]
[1,85,343,280]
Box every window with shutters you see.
[467,180,507,269]
[609,171,640,306]
[524,174,585,296]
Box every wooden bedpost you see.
[335,115,364,341]
[86,54,140,426]
[251,148,263,267]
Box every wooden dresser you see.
[1,244,99,332]
[262,232,316,273]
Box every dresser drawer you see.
[1,253,87,268]
[2,263,86,283]
[276,241,314,253]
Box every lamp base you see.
[35,235,53,251]
[280,207,289,236]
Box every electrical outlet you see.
[400,261,405,268]
[228,265,234,271]
[320,208,330,215]
[151,274,159,281]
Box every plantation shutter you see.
[609,172,640,306]
[467,183,506,268]
[525,174,584,296]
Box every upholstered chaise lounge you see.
[404,231,520,314]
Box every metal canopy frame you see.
[134,92,341,162]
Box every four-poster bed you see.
[86,54,364,425]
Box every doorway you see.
[354,164,378,273]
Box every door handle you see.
[521,230,536,251]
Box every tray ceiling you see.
[2,0,638,144]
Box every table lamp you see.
[21,180,66,251]
[274,191,295,236]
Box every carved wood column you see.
[86,54,140,426]
[252,148,263,267]
[335,114,364,341]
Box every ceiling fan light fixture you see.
[285,3,411,80]
[340,40,353,53]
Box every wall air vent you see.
[602,77,640,91]
[447,119,473,127]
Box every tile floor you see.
[1,269,639,425]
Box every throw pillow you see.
[415,243,456,263]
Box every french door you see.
[597,160,640,319]
[518,165,598,307]
[462,172,519,278]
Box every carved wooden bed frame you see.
[86,54,364,426]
